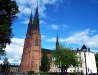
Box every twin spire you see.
[28,1,60,48]
[27,1,39,36]
[29,1,38,24]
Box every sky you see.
[0,0,98,65]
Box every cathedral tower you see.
[20,3,41,72]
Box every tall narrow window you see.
[35,36,38,45]
[36,64,37,69]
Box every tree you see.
[95,52,98,70]
[40,51,50,72]
[0,0,20,54]
[53,44,81,72]
[1,57,9,72]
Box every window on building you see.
[79,53,81,55]
[80,63,82,67]
[35,36,38,45]
[74,70,76,72]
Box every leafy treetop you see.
[53,44,81,72]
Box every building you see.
[52,45,97,74]
[0,64,19,72]
[20,3,41,72]
[9,65,19,72]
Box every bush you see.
[28,71,35,75]
[40,72,50,75]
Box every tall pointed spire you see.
[29,10,33,24]
[56,31,59,49]
[26,10,33,36]
[32,0,40,32]
[34,0,38,20]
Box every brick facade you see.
[20,4,41,72]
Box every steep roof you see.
[41,48,54,54]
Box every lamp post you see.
[83,49,87,75]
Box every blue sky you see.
[1,0,98,65]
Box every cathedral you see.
[20,3,41,72]
[19,3,97,74]
[19,3,57,72]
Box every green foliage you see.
[40,72,48,75]
[71,72,81,75]
[95,52,98,70]
[53,44,81,72]
[40,50,50,72]
[3,57,9,64]
[0,0,19,53]
[0,49,6,56]
[1,57,9,72]
[28,71,35,75]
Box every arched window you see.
[35,36,38,45]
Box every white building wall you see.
[85,52,97,73]
[51,51,97,74]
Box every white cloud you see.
[62,24,70,28]
[65,29,98,48]
[21,18,29,24]
[54,0,72,12]
[41,35,46,38]
[51,24,59,30]
[46,29,98,49]
[1,38,24,65]
[43,24,70,30]
[40,20,47,24]
[46,37,56,42]
[91,30,97,34]
[42,0,56,5]
[39,23,70,31]
[22,7,31,15]
[1,29,98,65]
[16,0,28,4]
[38,4,46,18]
[15,0,68,25]
[16,0,58,18]
[48,17,57,21]
[15,0,57,24]
[16,0,67,18]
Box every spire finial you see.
[57,30,58,36]
[32,0,39,32]
[37,0,38,5]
